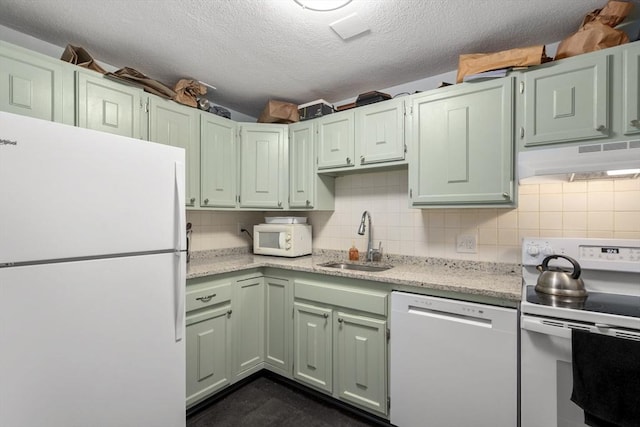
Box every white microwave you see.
[253,223,312,257]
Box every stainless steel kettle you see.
[535,255,587,297]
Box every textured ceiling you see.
[0,0,636,117]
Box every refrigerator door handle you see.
[174,251,186,341]
[174,161,186,342]
[175,161,186,251]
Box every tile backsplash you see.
[187,169,640,264]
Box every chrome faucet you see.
[357,211,381,262]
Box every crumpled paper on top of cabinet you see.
[173,79,207,108]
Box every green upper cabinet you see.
[289,121,315,208]
[410,77,515,207]
[316,110,355,169]
[76,70,143,138]
[334,311,387,417]
[623,43,640,135]
[148,95,199,207]
[355,98,405,165]
[316,99,407,172]
[239,123,288,209]
[288,121,336,210]
[200,113,237,208]
[521,53,611,146]
[0,41,74,125]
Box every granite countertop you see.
[187,249,523,304]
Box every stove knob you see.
[526,245,540,256]
[541,246,554,256]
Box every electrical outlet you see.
[237,223,248,236]
[456,234,477,253]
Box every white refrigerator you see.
[0,112,187,427]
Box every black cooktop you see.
[525,286,640,319]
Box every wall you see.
[187,169,639,263]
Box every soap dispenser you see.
[349,241,359,261]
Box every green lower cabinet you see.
[264,277,292,376]
[334,311,388,417]
[293,302,333,393]
[185,305,232,408]
[233,277,265,379]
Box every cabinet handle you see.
[346,157,351,165]
[204,198,209,204]
[337,318,344,323]
[190,197,196,204]
[323,313,329,319]
[360,156,365,164]
[277,201,282,207]
[631,119,640,128]
[596,125,606,132]
[305,200,310,207]
[196,293,216,303]
[227,309,232,317]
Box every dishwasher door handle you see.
[407,305,493,328]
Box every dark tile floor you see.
[186,375,386,427]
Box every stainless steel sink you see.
[318,262,393,272]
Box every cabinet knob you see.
[596,125,606,132]
[204,198,209,204]
[360,156,365,164]
[306,200,311,207]
[337,318,344,323]
[323,313,329,319]
[346,157,351,165]
[502,192,510,199]
[227,309,232,317]
[190,197,196,204]
[631,119,640,128]
[277,201,282,207]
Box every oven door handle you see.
[521,317,572,339]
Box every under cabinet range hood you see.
[518,139,640,183]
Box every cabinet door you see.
[410,78,514,206]
[623,44,640,135]
[316,111,355,169]
[186,305,232,407]
[201,114,237,208]
[148,96,199,208]
[0,43,72,124]
[289,121,315,208]
[335,312,387,416]
[76,71,142,138]
[239,124,287,209]
[233,277,265,377]
[264,277,292,376]
[356,99,405,165]
[293,302,333,393]
[522,54,610,146]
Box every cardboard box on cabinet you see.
[258,100,299,123]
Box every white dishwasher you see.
[390,291,518,427]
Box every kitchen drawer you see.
[186,282,232,313]
[294,279,388,316]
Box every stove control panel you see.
[522,238,640,273]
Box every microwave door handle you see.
[279,232,286,250]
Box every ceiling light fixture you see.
[294,0,352,12]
